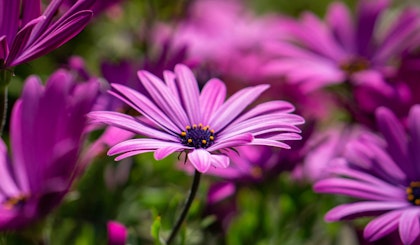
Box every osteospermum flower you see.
[0,0,93,70]
[0,69,98,229]
[263,0,420,92]
[315,105,420,244]
[89,64,304,173]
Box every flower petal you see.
[200,78,226,125]
[209,84,270,131]
[210,154,230,169]
[174,64,201,124]
[325,202,408,221]
[364,210,402,242]
[188,149,212,173]
[399,209,420,245]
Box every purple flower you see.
[89,64,304,173]
[0,0,93,69]
[0,69,98,230]
[153,0,284,83]
[314,105,420,244]
[264,0,420,92]
[107,221,127,245]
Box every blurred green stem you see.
[0,69,11,136]
[166,170,201,245]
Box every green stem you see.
[0,69,11,136]
[166,170,201,245]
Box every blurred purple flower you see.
[107,221,127,245]
[154,0,285,82]
[299,124,368,182]
[264,0,420,92]
[0,0,94,70]
[89,64,304,173]
[315,105,420,244]
[0,69,98,230]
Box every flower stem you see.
[0,69,11,136]
[166,170,201,245]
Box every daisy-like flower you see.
[314,105,420,244]
[263,0,420,92]
[0,0,94,70]
[0,68,98,230]
[89,64,304,173]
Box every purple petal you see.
[233,101,296,122]
[108,138,185,157]
[209,154,230,169]
[0,0,20,45]
[207,182,235,204]
[374,9,420,62]
[5,16,46,67]
[10,11,93,67]
[314,178,405,201]
[207,133,253,152]
[88,111,177,141]
[21,0,41,26]
[154,145,184,160]
[356,0,389,56]
[174,64,201,124]
[408,105,420,176]
[0,36,8,60]
[376,107,411,169]
[200,78,226,125]
[399,209,420,245]
[188,149,212,173]
[364,210,402,242]
[137,70,189,129]
[326,2,355,52]
[163,70,180,102]
[209,84,269,131]
[325,202,408,221]
[249,138,291,149]
[0,140,21,197]
[110,84,180,132]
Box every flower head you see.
[89,64,304,173]
[264,0,420,92]
[315,105,420,244]
[0,68,98,230]
[0,0,94,70]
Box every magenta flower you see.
[0,69,98,229]
[89,64,304,173]
[107,221,127,245]
[0,0,93,69]
[264,0,420,92]
[315,105,420,244]
[153,0,284,82]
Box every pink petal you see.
[188,149,212,173]
[200,78,226,125]
[207,133,253,152]
[325,202,408,221]
[364,210,402,242]
[138,70,189,129]
[174,64,201,124]
[154,146,184,160]
[399,209,420,245]
[209,154,230,169]
[210,84,270,131]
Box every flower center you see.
[2,194,28,210]
[339,57,370,74]
[407,182,420,205]
[180,124,215,149]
